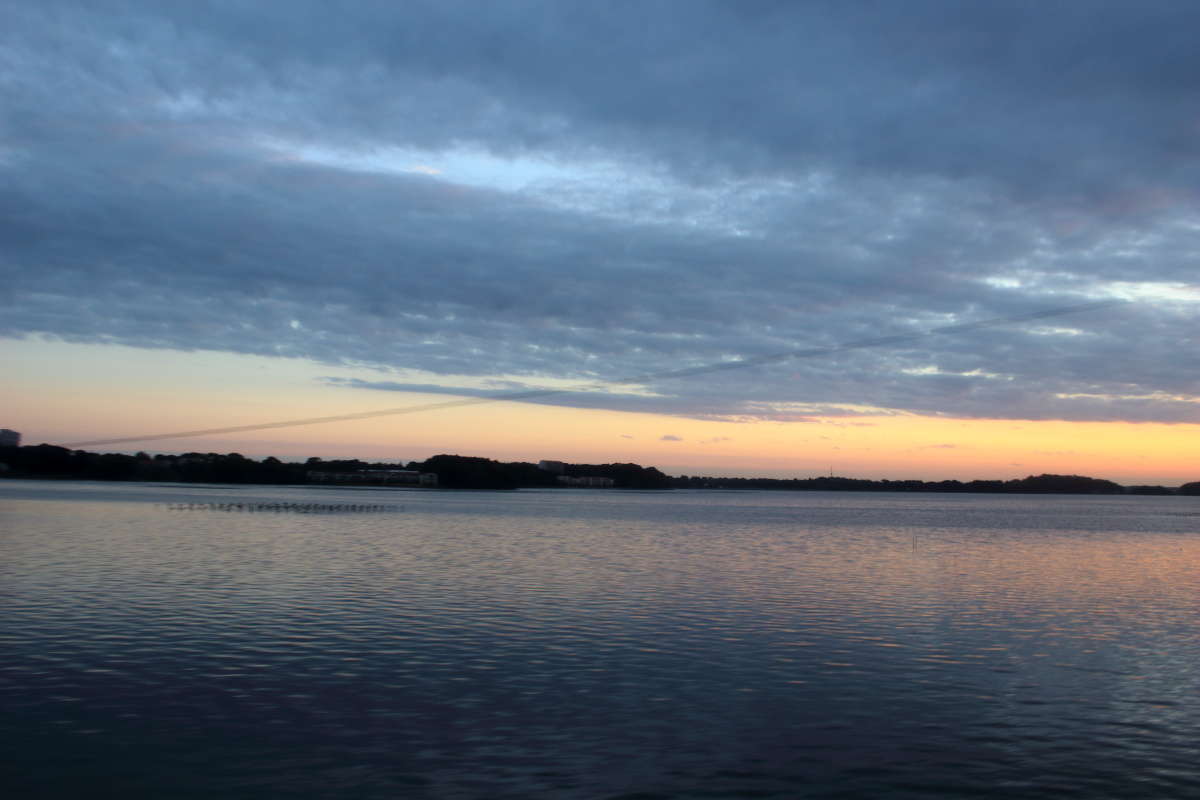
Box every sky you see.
[2,0,1199,483]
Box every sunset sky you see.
[3,1,1199,483]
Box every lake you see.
[2,480,1198,798]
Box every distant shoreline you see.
[3,476,1199,499]
[2,444,1197,495]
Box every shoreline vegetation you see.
[2,443,1198,495]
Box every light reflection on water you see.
[2,480,1199,798]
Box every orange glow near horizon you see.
[3,339,1198,485]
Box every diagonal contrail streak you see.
[62,299,1125,448]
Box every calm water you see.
[2,480,1199,799]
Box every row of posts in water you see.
[162,501,402,513]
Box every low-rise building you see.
[307,469,437,487]
[0,429,20,448]
[557,475,615,488]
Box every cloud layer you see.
[3,1,1199,423]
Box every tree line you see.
[1,443,1196,494]
[0,445,671,490]
[670,473,1196,494]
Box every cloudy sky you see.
[3,1,1199,481]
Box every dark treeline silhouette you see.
[0,445,671,491]
[672,473,1137,494]
[412,455,671,489]
[415,454,530,490]
[0,444,1191,494]
[0,444,311,484]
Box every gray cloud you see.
[3,1,1200,424]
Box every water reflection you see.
[2,481,1199,798]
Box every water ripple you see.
[2,481,1199,798]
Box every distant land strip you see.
[3,445,1196,495]
[61,299,1124,448]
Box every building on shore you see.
[307,468,438,487]
[540,459,614,487]
[557,475,615,488]
[0,429,20,448]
